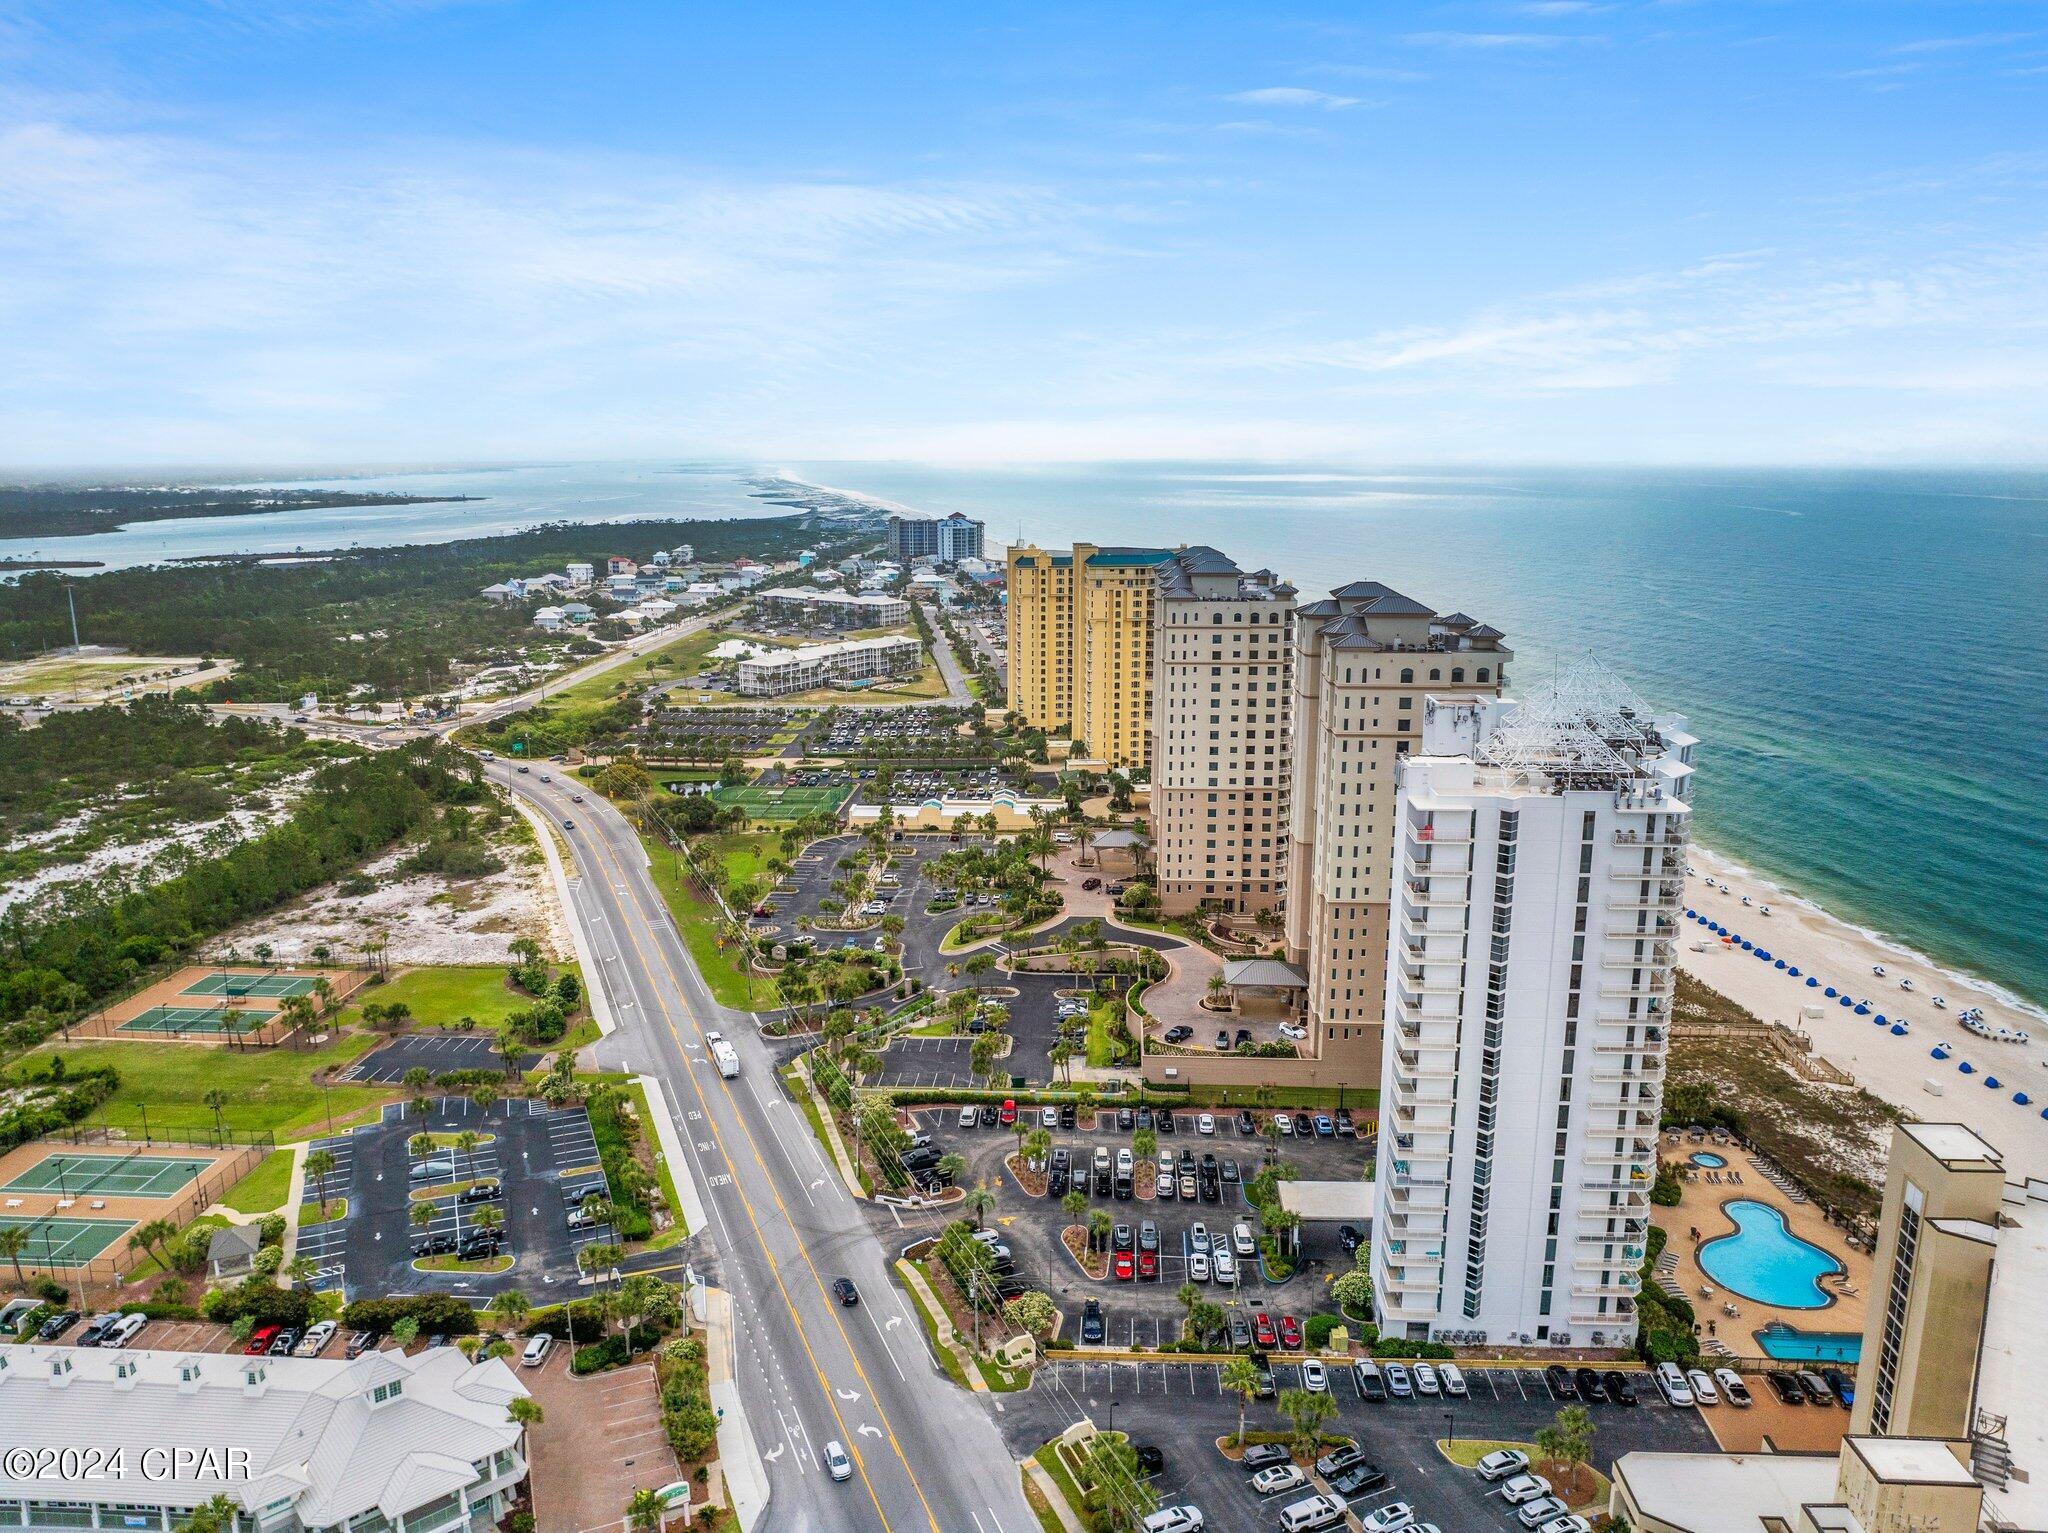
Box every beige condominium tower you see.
[1147,546,1296,915]
[1284,583,1509,1078]
[1005,542,1173,768]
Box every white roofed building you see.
[737,635,920,697]
[0,1344,529,1533]
[757,586,910,630]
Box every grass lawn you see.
[345,963,585,1038]
[20,1032,393,1142]
[302,1197,347,1224]
[223,1148,296,1214]
[643,832,776,1010]
[417,1253,515,1274]
[1019,1468,1065,1533]
[1436,1439,1610,1510]
[625,1079,690,1250]
[896,1261,970,1388]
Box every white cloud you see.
[1223,86,1361,109]
[1402,31,1571,49]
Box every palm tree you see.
[305,1148,337,1215]
[455,1130,481,1189]
[202,1089,230,1142]
[409,1201,435,1236]
[507,1395,545,1431]
[1061,1189,1088,1227]
[0,1227,28,1284]
[403,1067,433,1116]
[1221,1357,1261,1447]
[626,1487,667,1531]
[284,1254,318,1290]
[1279,1387,1335,1462]
[1535,1404,1596,1495]
[408,1131,435,1162]
[496,1288,531,1333]
[937,1151,968,1188]
[962,1178,998,1230]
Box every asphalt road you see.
[489,762,1035,1533]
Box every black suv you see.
[1079,1300,1105,1345]
[1574,1366,1603,1401]
[413,1233,459,1257]
[1235,1111,1255,1135]
[1314,1445,1365,1480]
[1156,1112,1176,1136]
[37,1310,81,1342]
[1544,1364,1579,1400]
[1601,1370,1638,1405]
[460,1180,501,1203]
[1059,1103,1078,1130]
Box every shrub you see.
[1304,1314,1343,1350]
[204,1280,312,1330]
[340,1293,480,1337]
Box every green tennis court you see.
[711,784,853,820]
[181,971,320,998]
[2,1152,208,1198]
[0,1214,133,1264]
[118,1004,268,1034]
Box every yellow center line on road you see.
[576,817,947,1533]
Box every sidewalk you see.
[698,1283,769,1531]
[513,794,617,1039]
[1021,1457,1087,1533]
[635,1074,709,1242]
[894,1258,986,1393]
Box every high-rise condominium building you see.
[1283,585,1509,1080]
[888,512,985,564]
[1148,547,1295,915]
[1371,663,1696,1349]
[1005,542,1172,768]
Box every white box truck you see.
[711,1040,740,1078]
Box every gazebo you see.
[1221,957,1308,1020]
[1085,827,1146,875]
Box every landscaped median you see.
[1437,1435,1610,1515]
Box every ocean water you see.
[6,459,2043,1014]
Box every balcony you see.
[1602,943,1674,968]
[1608,855,1686,881]
[1584,1140,1657,1165]
[1571,1273,1643,1299]
[1598,978,1675,1001]
[1403,883,1471,910]
[1613,830,1688,849]
[1407,819,1473,847]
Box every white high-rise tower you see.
[1373,661,1696,1350]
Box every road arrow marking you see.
[885,1315,903,1331]
[836,1388,861,1402]
[763,1445,785,1464]
[857,1423,883,1439]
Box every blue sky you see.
[3,1,2045,466]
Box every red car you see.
[1113,1250,1134,1281]
[1252,1313,1278,1349]
[999,1099,1017,1126]
[245,1325,281,1356]
[1278,1316,1302,1350]
[1137,1248,1157,1281]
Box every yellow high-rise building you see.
[1004,542,1172,768]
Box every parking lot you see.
[751,832,993,987]
[299,1097,615,1301]
[339,1031,535,1084]
[1006,1356,1717,1533]
[883,1103,1372,1340]
[813,705,978,757]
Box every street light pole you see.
[1445,1409,1455,1446]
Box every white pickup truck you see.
[708,1035,740,1079]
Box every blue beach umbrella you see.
[1854,1004,1870,1015]
[1774,960,1787,970]
[1960,1061,1975,1074]
[1839,996,1853,1008]
[1931,1046,1948,1059]
[1788,967,1801,977]
[2013,1092,2029,1106]
[1890,1024,1908,1036]
[1806,977,1818,987]
[1986,1077,2001,1089]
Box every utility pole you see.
[66,584,81,651]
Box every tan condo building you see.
[1005,542,1173,768]
[1148,546,1295,915]
[1283,583,1508,1079]
[1609,1119,2047,1533]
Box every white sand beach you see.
[1680,845,2048,1180]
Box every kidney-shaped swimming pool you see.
[1696,1199,1843,1309]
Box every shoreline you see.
[1677,844,2048,1180]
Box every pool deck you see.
[1652,1137,1872,1365]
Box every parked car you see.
[1439,1362,1468,1397]
[1235,1110,1256,1134]
[1714,1368,1754,1407]
[1536,1520,1592,1533]
[1080,1299,1105,1344]
[1188,1251,1210,1282]
[1314,1114,1335,1137]
[1227,1313,1253,1350]
[1516,1495,1570,1529]
[1796,1370,1834,1406]
[1300,1358,1328,1392]
[1501,1474,1553,1505]
[345,1331,375,1359]
[76,1313,120,1347]
[1252,1312,1278,1349]
[958,1105,977,1128]
[1163,1025,1193,1044]
[1353,1360,1387,1402]
[460,1180,501,1203]
[1687,1368,1720,1405]
[1331,1463,1391,1501]
[1212,1249,1237,1285]
[1544,1364,1578,1400]
[408,1158,455,1181]
[1821,1367,1855,1406]
[1113,1251,1134,1281]
[244,1324,281,1356]
[295,1321,338,1357]
[1601,1371,1639,1406]
[1766,1372,1806,1405]
[1655,1361,1697,1407]
[36,1310,81,1342]
[1231,1222,1256,1257]
[1253,1464,1308,1497]
[1239,1444,1291,1473]
[1277,1315,1302,1350]
[1282,1493,1351,1532]
[1140,1509,1203,1533]
[1358,1504,1414,1533]
[1476,1448,1532,1480]
[266,1327,299,1356]
[521,1334,554,1368]
[1413,1361,1441,1396]
[103,1314,148,1349]
[1196,1113,1216,1134]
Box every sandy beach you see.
[1679,845,2048,1181]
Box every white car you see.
[1211,1249,1237,1284]
[958,1106,977,1128]
[1197,1113,1216,1134]
[823,1441,852,1482]
[1189,1223,1211,1254]
[294,1320,338,1357]
[1438,1361,1468,1397]
[1516,1496,1570,1529]
[1231,1222,1256,1257]
[1687,1368,1720,1405]
[1360,1504,1416,1533]
[1277,1023,1307,1040]
[1275,1113,1294,1135]
[1300,1358,1328,1392]
[1714,1368,1754,1407]
[1656,1362,1697,1407]
[1140,1510,1204,1533]
[1188,1251,1211,1281]
[1537,1520,1592,1533]
[1500,1474,1552,1506]
[1476,1449,1531,1481]
[1252,1463,1307,1496]
[1413,1361,1441,1395]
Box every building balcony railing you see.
[1571,1273,1643,1299]
[1583,1140,1657,1165]
[1613,830,1689,849]
[1598,979,1675,1001]
[1602,943,1674,968]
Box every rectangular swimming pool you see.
[1755,1322,1862,1363]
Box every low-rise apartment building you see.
[757,586,910,629]
[0,1344,529,1533]
[737,634,921,696]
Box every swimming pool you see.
[1755,1322,1863,1363]
[1697,1200,1844,1309]
[1689,1151,1727,1168]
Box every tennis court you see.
[182,971,320,999]
[711,783,853,820]
[0,1214,133,1265]
[2,1152,211,1198]
[117,1004,270,1035]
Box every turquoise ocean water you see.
[5,460,2042,1013]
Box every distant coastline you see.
[0,485,482,540]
